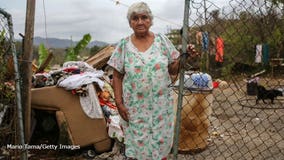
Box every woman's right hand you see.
[187,44,200,57]
[117,104,129,122]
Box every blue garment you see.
[202,32,209,51]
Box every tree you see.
[210,9,220,22]
[38,43,48,65]
[65,33,92,62]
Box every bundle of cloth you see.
[173,71,213,91]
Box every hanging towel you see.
[196,31,203,45]
[255,44,262,63]
[215,37,224,62]
[79,84,104,119]
[262,44,269,65]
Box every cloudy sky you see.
[0,0,227,44]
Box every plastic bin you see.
[247,81,257,95]
[246,77,259,95]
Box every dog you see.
[256,85,283,104]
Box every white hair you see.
[127,2,153,23]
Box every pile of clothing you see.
[32,61,124,142]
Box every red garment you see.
[215,37,224,62]
[213,81,219,88]
[63,67,80,73]
[99,97,117,109]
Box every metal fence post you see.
[172,0,190,159]
[0,8,28,160]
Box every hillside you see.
[32,37,108,48]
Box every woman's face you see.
[130,13,152,36]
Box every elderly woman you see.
[107,2,180,160]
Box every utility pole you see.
[22,0,36,143]
[173,0,190,159]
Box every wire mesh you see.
[171,0,284,159]
[1,0,284,159]
[0,8,21,160]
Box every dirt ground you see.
[91,77,284,160]
[3,77,283,160]
[174,77,284,160]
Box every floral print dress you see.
[107,34,179,160]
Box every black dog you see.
[256,85,283,104]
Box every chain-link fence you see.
[1,0,284,159]
[0,8,25,160]
[171,0,284,159]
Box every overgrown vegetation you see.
[167,1,284,78]
[38,43,49,66]
[0,30,15,105]
[34,33,106,67]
